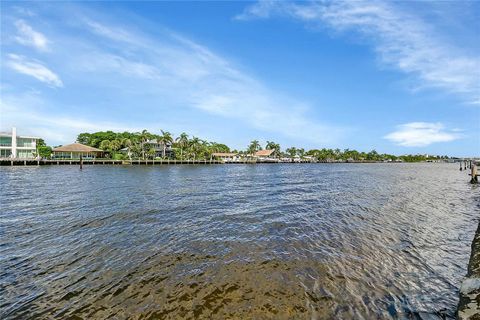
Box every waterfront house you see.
[254,149,278,162]
[212,152,239,162]
[145,139,174,158]
[119,140,173,159]
[0,127,39,159]
[52,143,103,159]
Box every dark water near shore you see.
[0,163,478,319]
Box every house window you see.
[0,149,12,157]
[0,137,12,147]
[17,138,34,148]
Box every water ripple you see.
[0,163,477,319]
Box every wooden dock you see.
[460,160,479,184]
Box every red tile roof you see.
[52,143,103,152]
[254,149,275,157]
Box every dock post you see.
[80,155,83,170]
[471,163,478,184]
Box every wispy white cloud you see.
[0,95,141,144]
[1,10,344,146]
[6,54,63,87]
[84,18,141,45]
[74,19,342,144]
[236,1,480,105]
[384,122,461,147]
[14,19,49,51]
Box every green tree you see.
[109,139,122,158]
[189,136,202,160]
[175,132,189,160]
[147,148,156,159]
[367,150,379,161]
[297,148,305,158]
[138,129,153,160]
[157,130,173,158]
[99,140,111,158]
[286,147,297,158]
[76,133,92,145]
[266,141,281,157]
[247,140,261,155]
[35,139,52,159]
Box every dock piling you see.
[471,163,478,184]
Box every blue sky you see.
[1,1,479,156]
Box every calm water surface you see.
[0,163,478,319]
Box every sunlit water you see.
[1,163,478,319]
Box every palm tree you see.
[99,140,111,158]
[266,141,280,157]
[175,132,189,160]
[334,148,341,159]
[147,148,156,159]
[109,139,122,159]
[297,148,305,159]
[286,147,297,158]
[189,136,201,160]
[247,140,261,155]
[119,138,132,160]
[157,130,173,158]
[138,129,152,160]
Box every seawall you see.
[458,221,480,319]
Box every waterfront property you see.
[254,149,278,162]
[52,143,103,159]
[120,139,174,159]
[0,127,39,159]
[146,139,173,158]
[212,152,240,162]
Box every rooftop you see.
[0,132,40,139]
[254,149,275,157]
[52,143,103,153]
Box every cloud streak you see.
[75,18,341,144]
[236,1,480,105]
[0,93,142,144]
[384,122,461,147]
[1,7,344,146]
[14,19,49,51]
[6,54,63,87]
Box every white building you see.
[212,152,240,162]
[0,127,39,159]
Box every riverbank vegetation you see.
[42,129,449,162]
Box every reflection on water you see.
[0,163,478,319]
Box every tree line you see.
[76,130,230,160]
[38,129,449,162]
[244,140,448,162]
